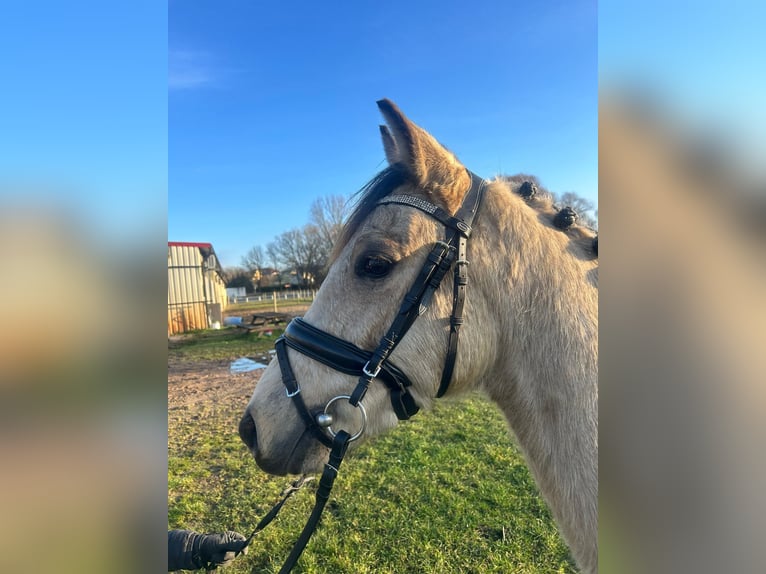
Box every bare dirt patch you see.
[168,356,266,412]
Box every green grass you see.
[169,327,284,361]
[169,331,576,573]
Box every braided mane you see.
[500,173,598,258]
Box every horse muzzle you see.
[238,410,257,451]
[238,407,322,475]
[239,387,368,476]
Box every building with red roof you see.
[168,241,227,334]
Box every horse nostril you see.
[238,411,257,450]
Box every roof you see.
[168,241,213,249]
[168,241,224,277]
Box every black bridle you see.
[266,169,486,573]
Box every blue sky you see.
[599,1,766,174]
[4,1,760,269]
[1,1,167,244]
[169,0,597,268]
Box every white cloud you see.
[168,50,215,90]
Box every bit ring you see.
[322,395,367,442]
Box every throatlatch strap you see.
[437,234,468,397]
[437,172,486,397]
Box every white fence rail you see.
[229,290,317,304]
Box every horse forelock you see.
[330,164,410,263]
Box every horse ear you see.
[379,125,400,164]
[376,98,470,213]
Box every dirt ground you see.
[168,358,262,410]
[169,302,309,413]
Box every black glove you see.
[168,529,248,571]
[196,531,248,570]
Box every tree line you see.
[224,195,348,292]
[224,178,596,293]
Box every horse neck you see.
[471,181,598,571]
[473,180,598,401]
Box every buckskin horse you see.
[239,99,598,573]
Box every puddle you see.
[230,357,268,373]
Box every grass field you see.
[168,327,286,361]
[168,328,576,573]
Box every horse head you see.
[239,99,499,475]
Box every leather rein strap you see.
[277,431,350,574]
[268,169,486,573]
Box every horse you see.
[239,99,598,573]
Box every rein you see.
[253,170,486,572]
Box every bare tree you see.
[555,191,598,230]
[266,243,280,271]
[241,245,265,274]
[244,194,349,289]
[309,195,348,256]
[268,225,326,288]
[301,224,327,285]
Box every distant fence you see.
[229,289,317,304]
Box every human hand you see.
[196,531,248,570]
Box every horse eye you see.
[356,255,393,278]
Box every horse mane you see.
[499,173,599,258]
[331,166,598,263]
